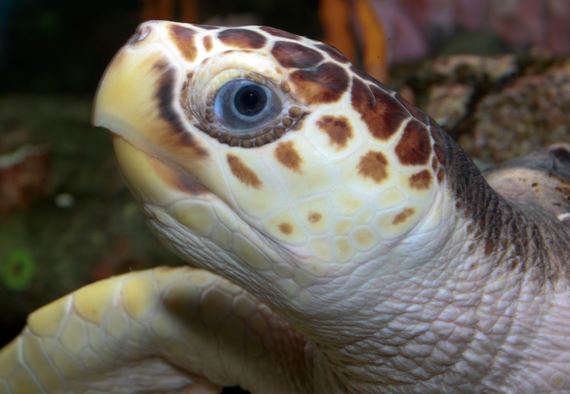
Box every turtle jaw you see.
[109,135,321,313]
[110,135,210,207]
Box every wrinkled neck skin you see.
[292,134,570,393]
[144,134,570,393]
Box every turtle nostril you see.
[127,24,152,46]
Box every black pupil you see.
[234,85,267,116]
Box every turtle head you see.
[94,21,451,310]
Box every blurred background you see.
[0,0,568,392]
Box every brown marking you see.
[260,26,300,40]
[218,28,266,49]
[351,79,409,140]
[226,154,262,188]
[316,44,350,63]
[395,92,427,123]
[170,25,198,62]
[308,212,322,223]
[317,115,353,149]
[437,168,445,183]
[290,62,349,104]
[279,222,293,234]
[275,141,303,173]
[358,151,389,183]
[395,120,432,166]
[392,207,415,225]
[154,61,207,157]
[271,41,324,68]
[409,170,432,190]
[202,36,213,51]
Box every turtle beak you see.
[93,23,209,206]
[92,38,168,156]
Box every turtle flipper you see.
[484,143,570,223]
[0,267,313,393]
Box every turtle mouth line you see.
[110,135,217,208]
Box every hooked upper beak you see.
[92,24,210,207]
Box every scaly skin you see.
[2,21,570,393]
[0,266,317,393]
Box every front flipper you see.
[0,267,315,393]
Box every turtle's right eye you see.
[213,79,282,133]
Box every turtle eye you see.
[214,79,281,132]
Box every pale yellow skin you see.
[0,264,317,393]
[1,21,569,393]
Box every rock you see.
[469,61,570,162]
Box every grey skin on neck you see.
[307,122,570,393]
[438,122,570,285]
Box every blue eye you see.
[214,79,281,132]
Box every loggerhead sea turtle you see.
[1,21,569,393]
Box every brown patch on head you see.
[271,41,324,68]
[409,170,432,190]
[351,79,409,140]
[358,151,389,183]
[316,44,350,63]
[395,93,427,123]
[170,25,198,62]
[275,141,303,173]
[308,212,322,223]
[202,35,213,51]
[226,154,262,188]
[154,62,207,157]
[392,207,415,225]
[260,26,301,40]
[395,120,432,166]
[279,222,293,234]
[218,28,266,49]
[290,62,349,104]
[317,115,353,149]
